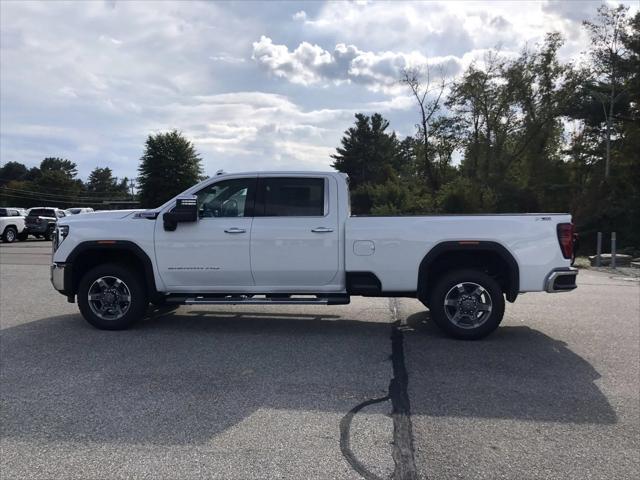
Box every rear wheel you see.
[2,226,17,243]
[429,269,505,340]
[78,264,148,330]
[17,231,28,241]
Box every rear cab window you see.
[258,177,325,217]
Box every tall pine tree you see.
[137,130,203,208]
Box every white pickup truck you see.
[51,171,577,339]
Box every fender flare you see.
[417,241,520,302]
[64,240,159,299]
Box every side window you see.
[195,178,256,218]
[261,177,325,217]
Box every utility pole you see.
[128,179,136,199]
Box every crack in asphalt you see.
[339,395,390,480]
[339,299,421,480]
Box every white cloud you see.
[301,0,638,60]
[292,10,307,21]
[209,54,246,64]
[252,36,461,91]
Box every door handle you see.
[224,227,246,234]
[311,227,334,233]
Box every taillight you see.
[557,223,574,259]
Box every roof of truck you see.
[215,170,346,177]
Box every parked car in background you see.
[25,207,66,240]
[0,207,28,243]
[66,207,94,215]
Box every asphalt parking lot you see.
[1,240,639,480]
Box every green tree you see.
[445,35,577,213]
[331,113,399,189]
[331,113,406,213]
[446,52,514,185]
[618,12,640,248]
[87,167,129,196]
[40,157,77,179]
[0,161,28,186]
[401,67,447,190]
[137,130,203,208]
[565,7,637,251]
[583,4,631,178]
[34,157,83,207]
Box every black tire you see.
[78,264,148,330]
[17,231,29,241]
[2,226,18,243]
[428,269,505,340]
[43,225,55,241]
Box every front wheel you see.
[17,231,29,241]
[429,269,505,340]
[78,264,148,330]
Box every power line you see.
[1,186,129,201]
[0,192,125,206]
[0,176,134,195]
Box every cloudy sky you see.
[1,0,637,180]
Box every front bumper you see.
[50,263,67,292]
[545,267,578,293]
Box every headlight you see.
[52,225,69,253]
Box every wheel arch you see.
[417,241,519,304]
[65,241,160,301]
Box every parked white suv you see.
[51,171,577,339]
[0,207,28,243]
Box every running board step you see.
[181,296,350,306]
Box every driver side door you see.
[154,177,257,290]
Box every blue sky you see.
[1,0,637,180]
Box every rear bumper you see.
[26,224,49,234]
[545,267,578,293]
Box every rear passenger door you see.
[250,175,339,288]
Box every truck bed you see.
[345,214,572,292]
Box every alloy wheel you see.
[87,276,132,321]
[443,282,493,329]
